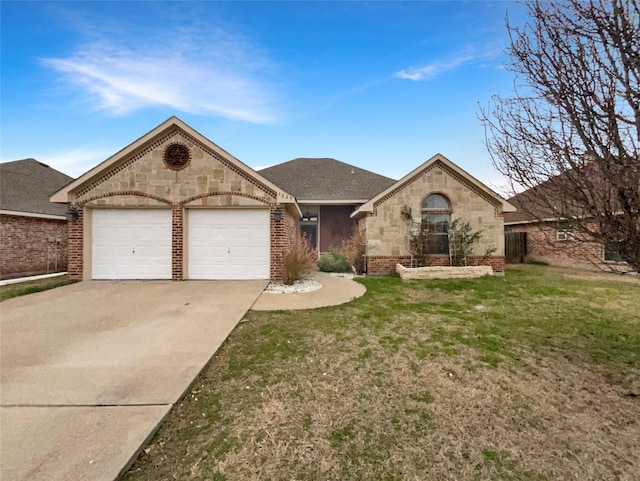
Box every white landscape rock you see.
[263,279,322,294]
[396,264,493,280]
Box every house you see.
[51,117,516,281]
[259,158,395,253]
[1,159,74,279]
[353,154,516,274]
[504,186,625,269]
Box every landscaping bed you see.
[122,265,640,481]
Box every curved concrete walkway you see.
[252,271,366,311]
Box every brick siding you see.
[366,254,505,276]
[0,214,68,279]
[67,210,83,280]
[171,206,184,280]
[270,206,299,280]
[509,222,608,269]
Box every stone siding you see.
[396,264,493,280]
[65,127,295,281]
[365,161,504,272]
[74,128,275,207]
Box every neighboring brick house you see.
[504,188,626,270]
[50,117,515,280]
[352,154,516,274]
[1,159,73,279]
[259,158,395,254]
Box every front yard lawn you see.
[123,265,640,481]
[0,275,76,301]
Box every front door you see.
[301,224,317,250]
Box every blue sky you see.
[1,1,527,191]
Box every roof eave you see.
[351,153,517,217]
[0,209,67,220]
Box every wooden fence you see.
[505,232,527,264]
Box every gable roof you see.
[351,153,517,217]
[503,164,609,225]
[50,116,297,205]
[1,159,74,218]
[504,190,551,224]
[258,158,396,202]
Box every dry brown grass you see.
[123,266,640,481]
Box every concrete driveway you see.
[0,279,267,481]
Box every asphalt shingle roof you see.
[0,159,74,216]
[259,158,396,201]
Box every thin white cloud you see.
[41,25,279,123]
[38,148,113,178]
[395,46,500,82]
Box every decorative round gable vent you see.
[164,143,190,170]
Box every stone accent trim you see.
[180,191,272,207]
[75,131,176,199]
[74,128,279,202]
[179,130,279,200]
[164,143,191,171]
[372,160,501,217]
[78,191,172,207]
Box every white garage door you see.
[92,209,172,280]
[188,209,270,280]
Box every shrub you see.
[282,236,316,285]
[340,228,366,274]
[317,248,351,273]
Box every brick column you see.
[270,206,299,281]
[67,208,83,280]
[172,206,183,280]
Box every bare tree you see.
[480,0,640,271]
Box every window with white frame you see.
[556,230,575,241]
[421,194,451,255]
[556,220,574,241]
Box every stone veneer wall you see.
[364,161,505,275]
[0,214,68,279]
[65,127,295,280]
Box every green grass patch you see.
[123,265,640,481]
[0,275,76,301]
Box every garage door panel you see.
[92,209,172,280]
[188,209,270,280]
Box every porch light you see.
[302,212,318,222]
[65,206,79,221]
[273,207,282,221]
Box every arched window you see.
[421,194,451,254]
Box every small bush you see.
[340,228,366,274]
[317,248,351,273]
[282,236,316,285]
